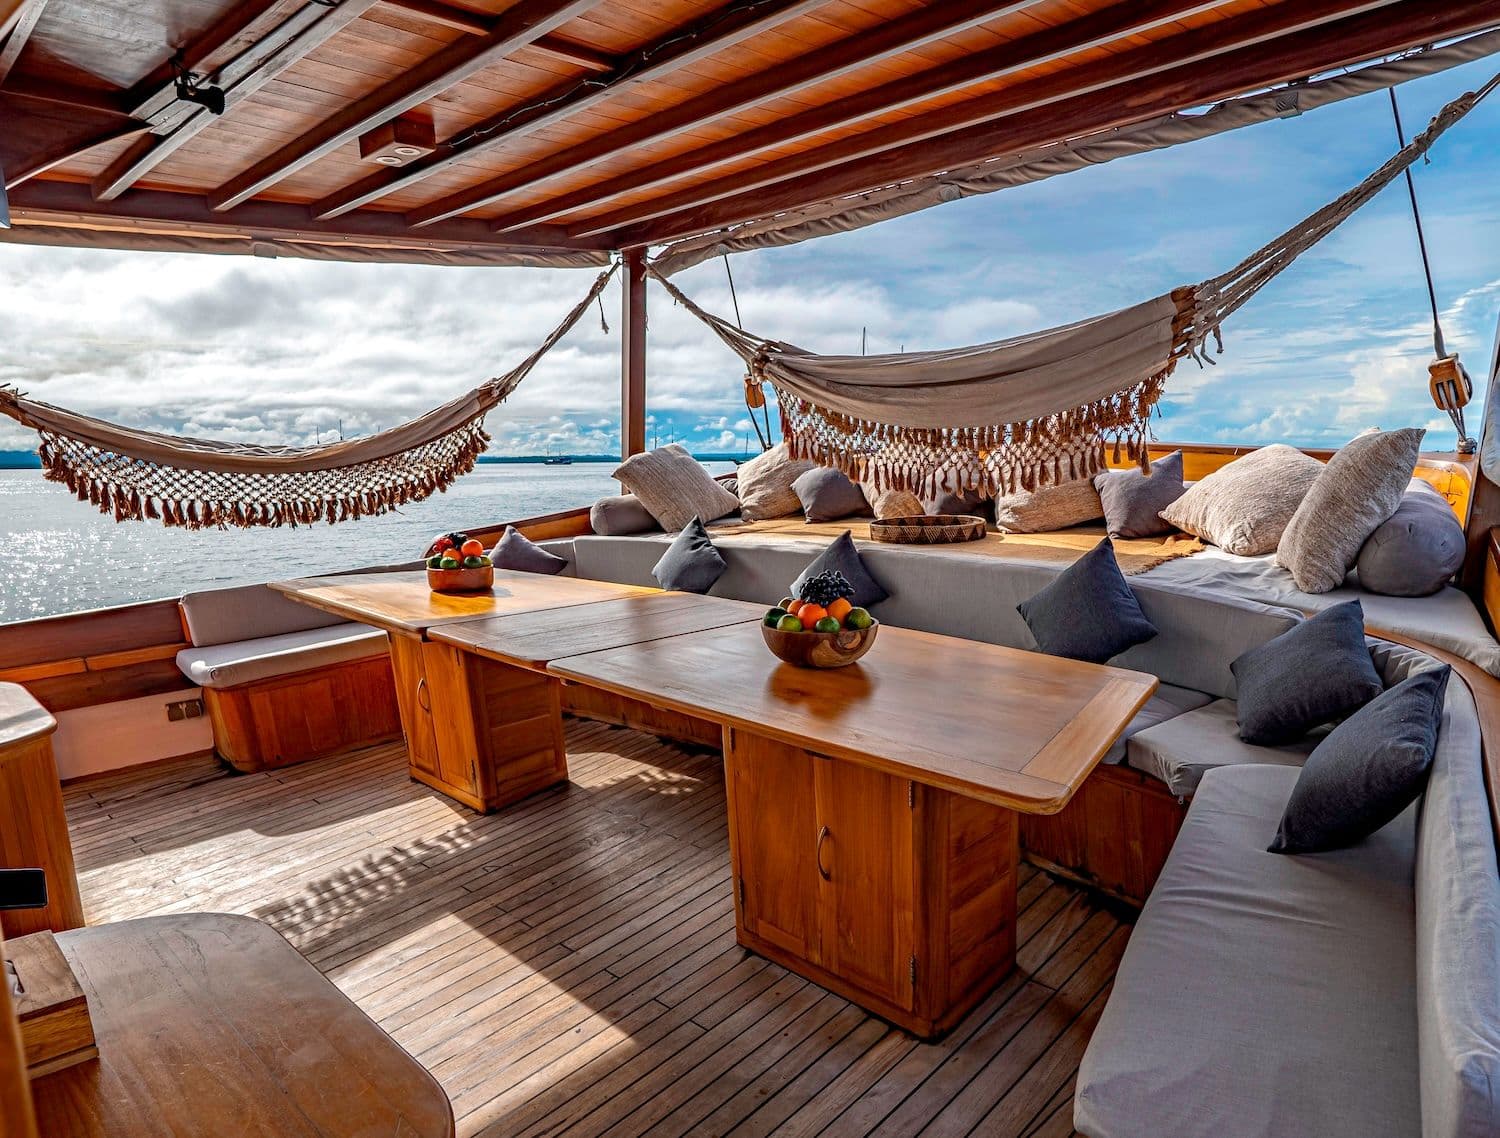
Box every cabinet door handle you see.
[416,677,430,712]
[816,825,832,881]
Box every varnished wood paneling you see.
[0,926,40,1138]
[559,683,722,748]
[0,716,83,938]
[202,653,401,773]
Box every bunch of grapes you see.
[796,569,853,607]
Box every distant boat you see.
[544,454,572,465]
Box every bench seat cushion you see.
[1076,763,1420,1138]
[1101,683,1213,765]
[1125,698,1321,796]
[176,624,389,690]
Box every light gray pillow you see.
[736,443,813,521]
[792,467,870,522]
[1158,444,1323,555]
[1355,479,1464,597]
[613,444,739,532]
[1276,428,1425,594]
[1094,451,1186,539]
[992,479,1101,533]
[590,494,659,536]
[489,525,567,575]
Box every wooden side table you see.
[0,684,83,939]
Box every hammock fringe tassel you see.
[776,369,1169,501]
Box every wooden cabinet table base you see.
[553,622,1156,1039]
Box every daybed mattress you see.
[1140,545,1500,677]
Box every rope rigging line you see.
[0,263,619,528]
[651,72,1498,499]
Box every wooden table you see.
[30,913,453,1137]
[0,683,83,939]
[273,572,657,812]
[552,622,1157,1037]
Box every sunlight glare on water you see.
[0,463,733,622]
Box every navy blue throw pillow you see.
[1231,600,1383,745]
[791,530,888,609]
[489,525,567,575]
[652,517,726,594]
[1016,538,1157,663]
[1270,665,1449,854]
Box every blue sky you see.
[2,54,1498,459]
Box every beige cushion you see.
[1276,428,1425,593]
[181,583,347,647]
[735,443,813,521]
[1159,444,1323,555]
[993,478,1102,533]
[612,444,740,532]
[176,624,389,689]
[869,488,924,519]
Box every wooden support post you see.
[621,249,648,459]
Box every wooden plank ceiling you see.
[2,0,1498,262]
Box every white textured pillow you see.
[993,479,1102,533]
[613,444,739,532]
[869,487,924,519]
[735,443,813,520]
[1159,444,1324,555]
[1275,428,1425,593]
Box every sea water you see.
[0,463,735,622]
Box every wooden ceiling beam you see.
[0,0,47,85]
[313,0,828,221]
[1,74,126,115]
[92,0,385,202]
[405,0,1044,229]
[207,0,602,213]
[613,0,1500,249]
[7,179,609,254]
[502,0,1228,236]
[5,123,147,188]
[377,1,617,71]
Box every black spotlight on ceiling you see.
[172,57,226,116]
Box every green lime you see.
[462,555,484,568]
[775,614,804,633]
[764,607,788,627]
[427,555,445,569]
[813,617,840,634]
[438,556,460,569]
[845,607,873,630]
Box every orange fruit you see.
[460,538,485,558]
[827,597,852,623]
[798,604,828,625]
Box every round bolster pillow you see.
[1354,480,1465,597]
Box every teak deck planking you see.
[58,722,1115,1137]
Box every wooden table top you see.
[0,682,56,750]
[550,622,1157,814]
[31,913,454,1138]
[271,571,658,636]
[430,593,765,669]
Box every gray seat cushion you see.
[176,624,389,689]
[1125,698,1320,797]
[1413,675,1500,1138]
[180,583,348,647]
[1101,683,1212,765]
[1076,763,1420,1138]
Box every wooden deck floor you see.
[62,719,1126,1138]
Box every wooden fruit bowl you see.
[427,565,494,594]
[762,619,879,669]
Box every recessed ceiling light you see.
[393,145,423,157]
[375,155,403,165]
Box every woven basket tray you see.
[868,514,987,545]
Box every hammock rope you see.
[0,264,618,528]
[650,73,1497,500]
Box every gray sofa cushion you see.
[792,466,870,522]
[176,624,389,689]
[1356,479,1465,597]
[652,518,726,594]
[1101,684,1212,765]
[180,583,348,647]
[1017,539,1157,663]
[1414,674,1500,1138]
[491,526,567,575]
[1125,698,1319,796]
[1076,763,1420,1138]
[590,494,661,536]
[1094,450,1186,539]
[791,531,888,609]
